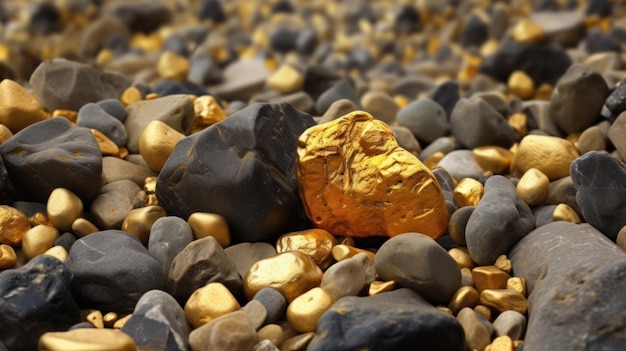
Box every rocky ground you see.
[1,0,626,350]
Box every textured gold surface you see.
[489,335,515,351]
[472,266,511,292]
[494,255,512,274]
[510,135,579,180]
[286,287,334,332]
[187,212,231,248]
[448,247,475,269]
[368,280,396,296]
[157,51,189,80]
[296,111,448,239]
[184,282,240,328]
[552,203,581,224]
[472,146,514,175]
[0,205,32,246]
[507,277,527,296]
[276,228,336,270]
[91,129,119,156]
[0,244,17,268]
[121,206,167,244]
[453,178,484,207]
[449,286,480,314]
[508,113,528,138]
[331,244,376,262]
[43,246,68,262]
[508,70,535,100]
[243,251,323,302]
[82,309,104,328]
[516,168,550,206]
[47,188,83,232]
[480,289,528,314]
[194,95,226,128]
[138,120,186,172]
[22,225,60,261]
[38,329,136,351]
[0,79,48,133]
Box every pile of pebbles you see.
[1,0,626,350]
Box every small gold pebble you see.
[512,18,545,44]
[552,203,581,224]
[287,287,334,332]
[96,49,113,67]
[472,265,511,292]
[138,120,186,172]
[103,312,119,328]
[157,51,190,80]
[516,168,550,206]
[47,188,84,232]
[338,237,355,246]
[534,83,554,100]
[480,289,528,314]
[194,95,226,128]
[508,71,535,100]
[143,176,157,194]
[510,135,579,181]
[0,205,31,246]
[508,113,528,138]
[91,129,120,156]
[113,314,132,329]
[276,228,336,270]
[22,225,60,261]
[184,282,240,328]
[187,212,231,248]
[82,309,104,328]
[267,64,304,94]
[331,244,376,262]
[368,280,396,296]
[145,194,159,207]
[280,332,315,351]
[0,244,17,268]
[52,109,78,123]
[448,247,475,269]
[121,206,167,244]
[117,147,129,159]
[38,328,136,351]
[507,277,527,297]
[424,151,445,169]
[490,335,515,351]
[437,305,454,316]
[474,304,492,322]
[453,178,484,207]
[120,87,142,106]
[494,255,512,273]
[0,79,48,133]
[71,218,99,237]
[472,146,514,175]
[448,286,480,314]
[43,245,68,262]
[146,93,160,100]
[30,212,51,226]
[513,339,524,349]
[0,124,13,144]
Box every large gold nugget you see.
[296,111,448,239]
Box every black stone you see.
[269,26,299,54]
[347,47,376,72]
[394,5,420,35]
[296,28,318,55]
[113,1,172,33]
[66,230,164,313]
[586,0,612,17]
[188,56,223,85]
[510,221,626,350]
[97,98,127,122]
[151,79,208,97]
[603,81,626,122]
[585,28,621,54]
[199,0,226,22]
[103,31,130,56]
[459,14,488,49]
[432,167,459,216]
[11,200,46,217]
[55,232,77,252]
[308,289,464,351]
[271,0,295,14]
[29,2,61,34]
[535,0,561,11]
[77,103,128,147]
[302,65,341,101]
[0,255,80,351]
[427,80,460,120]
[157,103,315,243]
[570,151,626,241]
[0,154,14,205]
[163,34,190,57]
[0,118,102,204]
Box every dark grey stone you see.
[585,28,621,54]
[97,98,127,123]
[29,2,61,34]
[608,111,626,160]
[148,216,194,276]
[438,150,485,181]
[11,200,46,217]
[394,5,420,34]
[54,232,77,252]
[302,64,341,101]
[459,14,488,49]
[77,103,128,147]
[224,242,277,278]
[308,289,464,351]
[0,154,14,205]
[66,230,164,313]
[448,206,474,246]
[532,205,557,228]
[450,97,519,149]
[188,56,223,85]
[392,75,435,100]
[419,137,456,161]
[0,117,102,204]
[253,287,287,325]
[198,0,225,22]
[0,255,80,351]
[113,1,172,33]
[69,322,96,330]
[546,176,582,217]
[427,80,460,120]
[510,221,626,350]
[151,80,208,97]
[465,175,535,265]
[521,100,563,136]
[315,78,362,115]
[396,99,449,144]
[432,167,459,216]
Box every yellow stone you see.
[553,203,581,224]
[91,129,120,156]
[490,335,515,351]
[508,70,535,100]
[516,168,550,206]
[0,124,13,144]
[144,176,157,194]
[71,218,99,237]
[184,282,240,328]
[38,329,136,351]
[157,51,190,80]
[146,93,160,100]
[43,245,68,262]
[296,111,449,239]
[276,228,336,270]
[113,314,132,329]
[453,178,484,207]
[257,324,286,347]
[103,312,119,328]
[243,251,323,302]
[121,87,142,106]
[368,280,396,296]
[507,277,526,296]
[30,212,51,227]
[187,212,231,248]
[83,309,104,328]
[474,304,492,321]
[0,244,17,268]
[138,120,186,172]
[534,83,554,100]
[287,287,334,332]
[424,151,445,170]
[448,286,480,314]
[52,110,78,123]
[0,79,48,133]
[448,247,475,269]
[512,18,545,44]
[331,244,376,262]
[267,64,304,94]
[194,95,226,128]
[508,113,528,138]
[494,255,512,274]
[22,225,60,261]
[510,135,579,181]
[472,265,511,292]
[281,332,315,351]
[480,289,528,314]
[121,206,167,244]
[480,39,499,57]
[0,205,31,246]
[47,188,83,232]
[471,146,513,175]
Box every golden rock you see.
[281,332,315,351]
[553,203,581,224]
[368,280,396,296]
[257,324,285,347]
[474,304,492,321]
[507,70,535,100]
[490,335,515,351]
[508,113,528,138]
[243,251,323,302]
[448,247,475,269]
[494,255,512,274]
[0,79,48,133]
[516,168,550,206]
[0,124,13,144]
[0,244,17,268]
[184,282,240,328]
[480,289,528,314]
[480,39,499,57]
[121,206,167,244]
[157,51,190,80]
[121,87,142,106]
[507,277,526,296]
[512,18,545,44]
[22,225,60,261]
[194,95,226,128]
[71,218,99,237]
[472,265,510,292]
[276,228,336,270]
[146,93,160,100]
[47,188,83,232]
[187,212,230,248]
[113,314,132,329]
[535,83,554,100]
[331,244,376,262]
[453,178,484,207]
[510,135,579,180]
[286,287,334,332]
[29,212,51,227]
[267,64,304,94]
[472,146,514,175]
[38,328,136,351]
[296,111,448,239]
[138,120,186,172]
[117,147,129,159]
[0,205,31,246]
[83,309,104,328]
[91,129,120,156]
[52,109,78,123]
[144,176,157,194]
[424,151,445,170]
[43,245,68,262]
[448,286,480,314]
[103,312,119,328]
[437,306,454,316]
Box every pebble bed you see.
[1,0,626,351]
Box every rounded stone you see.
[187,212,230,248]
[361,90,399,124]
[90,180,141,229]
[121,206,167,244]
[38,328,136,351]
[511,135,579,180]
[438,150,485,181]
[493,310,527,340]
[224,242,277,278]
[148,216,194,276]
[267,64,304,94]
[516,168,550,206]
[286,287,334,333]
[22,224,59,261]
[456,307,492,351]
[0,79,48,133]
[320,253,375,301]
[77,103,128,148]
[253,288,287,325]
[184,282,240,328]
[0,205,30,246]
[396,98,449,144]
[242,300,267,330]
[189,310,257,351]
[47,188,83,232]
[275,228,336,270]
[450,97,519,149]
